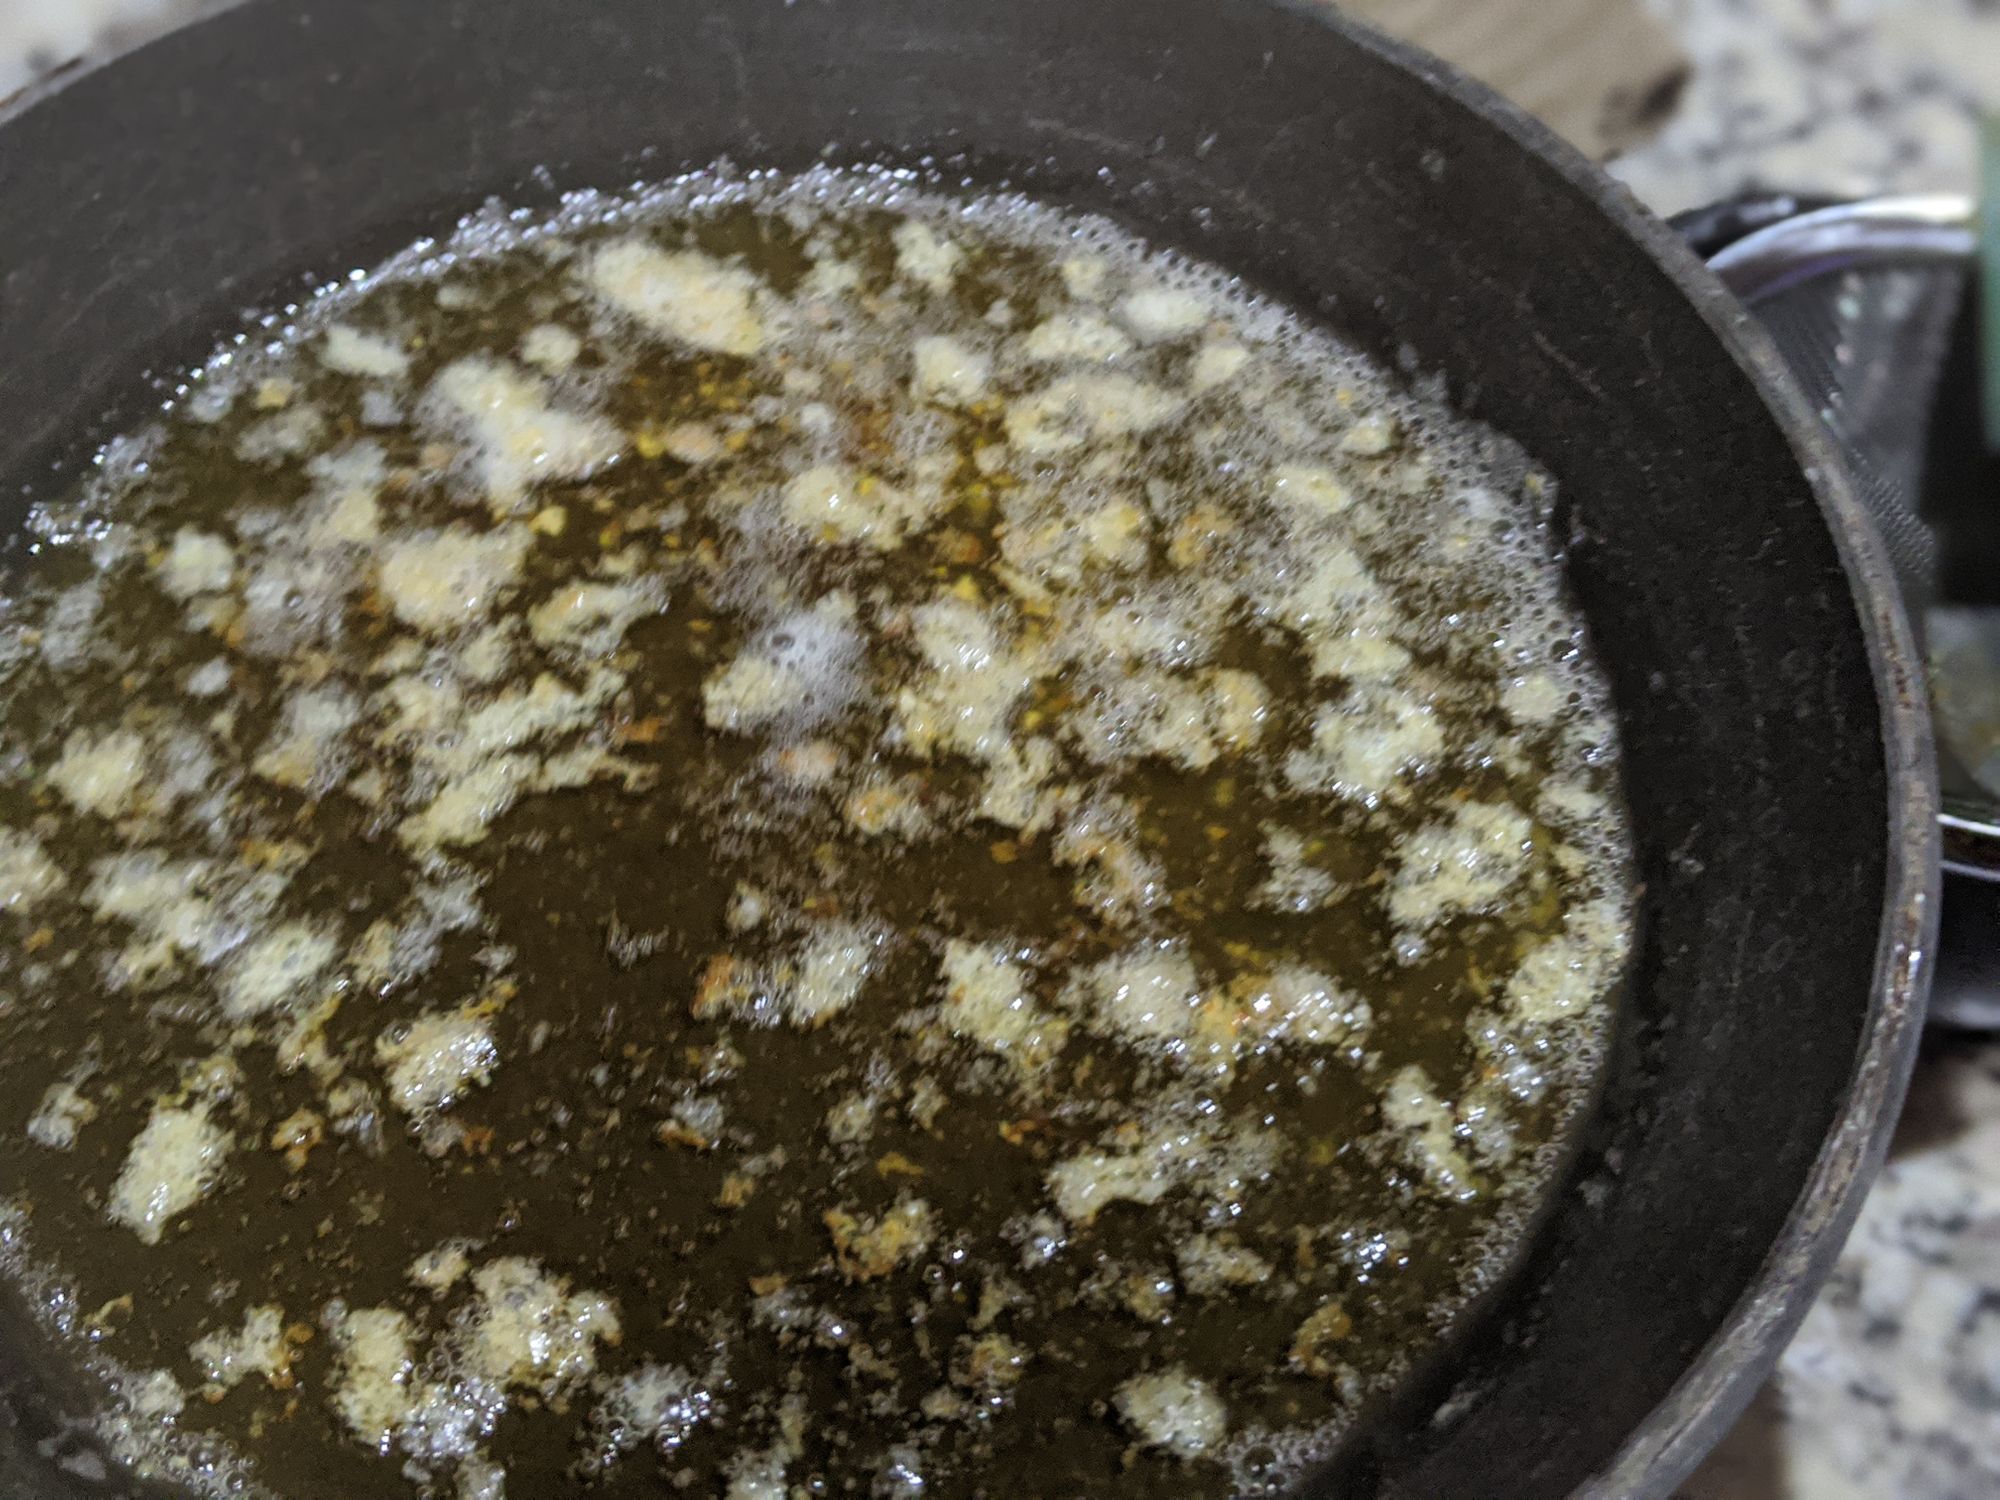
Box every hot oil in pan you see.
[0,168,1634,1498]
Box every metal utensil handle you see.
[1706,194,1977,301]
[1942,809,2000,882]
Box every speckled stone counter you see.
[1613,0,2000,217]
[6,3,2000,1498]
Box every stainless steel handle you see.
[1708,194,1977,300]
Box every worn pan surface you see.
[0,1,1936,1495]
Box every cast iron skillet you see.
[0,0,1938,1494]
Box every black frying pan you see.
[0,2,1937,1495]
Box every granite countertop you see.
[5,2,2000,1498]
[1612,0,2000,216]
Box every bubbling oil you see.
[0,166,1632,1499]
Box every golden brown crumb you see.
[1290,1300,1354,1379]
[268,1108,325,1173]
[824,1198,935,1281]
